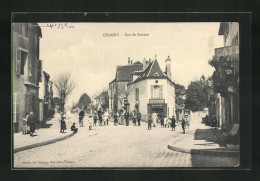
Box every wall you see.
[128,78,175,121]
[12,23,41,132]
[224,22,239,46]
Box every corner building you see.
[127,56,175,122]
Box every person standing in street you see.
[170,115,176,131]
[160,115,164,128]
[60,116,67,133]
[125,111,130,126]
[103,109,109,126]
[182,118,186,134]
[137,111,142,126]
[27,111,36,136]
[152,112,157,127]
[148,115,152,130]
[114,111,118,126]
[98,108,103,126]
[93,112,98,127]
[79,109,85,127]
[22,112,29,134]
[132,110,137,126]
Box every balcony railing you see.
[215,45,239,57]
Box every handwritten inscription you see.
[42,23,75,29]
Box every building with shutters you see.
[127,56,175,122]
[12,23,42,132]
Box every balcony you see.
[215,45,239,58]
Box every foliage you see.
[175,83,186,108]
[78,93,91,109]
[98,91,109,110]
[184,75,213,111]
[53,71,77,104]
[208,56,238,96]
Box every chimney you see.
[165,55,172,80]
[128,57,130,65]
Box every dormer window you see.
[155,72,159,76]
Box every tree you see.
[175,83,186,108]
[53,71,77,105]
[78,93,91,109]
[185,75,213,111]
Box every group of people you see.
[147,112,190,134]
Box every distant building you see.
[39,71,54,123]
[127,56,175,121]
[12,23,42,133]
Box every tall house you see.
[212,22,239,131]
[12,23,42,132]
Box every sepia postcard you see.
[12,18,243,168]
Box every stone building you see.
[12,23,42,132]
[108,57,143,114]
[127,56,175,121]
[210,22,239,131]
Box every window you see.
[20,51,29,76]
[135,88,139,101]
[19,23,29,38]
[151,85,163,99]
[13,93,19,123]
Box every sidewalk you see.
[13,113,77,153]
[168,114,239,157]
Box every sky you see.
[38,23,224,106]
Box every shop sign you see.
[151,104,164,107]
[149,99,165,104]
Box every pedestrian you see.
[79,109,85,127]
[185,116,190,129]
[103,110,109,126]
[125,111,130,126]
[98,108,103,126]
[22,112,29,134]
[152,112,157,127]
[160,115,164,127]
[93,112,98,127]
[60,116,67,133]
[27,111,36,136]
[88,116,93,130]
[164,116,169,128]
[148,115,152,130]
[114,111,118,126]
[170,115,176,131]
[132,110,137,126]
[181,118,186,134]
[137,111,142,126]
[120,110,125,125]
[71,123,78,134]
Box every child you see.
[22,112,29,134]
[71,123,78,134]
[88,116,93,130]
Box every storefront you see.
[147,99,167,121]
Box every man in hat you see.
[27,111,36,136]
[170,115,176,131]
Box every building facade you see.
[12,23,42,132]
[210,22,239,131]
[39,71,54,124]
[109,58,143,114]
[127,56,175,122]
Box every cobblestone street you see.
[14,114,239,168]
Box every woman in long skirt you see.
[60,117,67,133]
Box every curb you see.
[167,145,239,157]
[14,132,74,153]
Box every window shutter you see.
[28,52,32,77]
[159,86,163,99]
[13,93,17,122]
[38,60,42,82]
[16,48,21,75]
[151,86,153,99]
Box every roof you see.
[116,64,143,81]
[130,59,167,83]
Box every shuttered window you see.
[151,85,163,99]
[16,48,21,75]
[28,52,32,77]
[38,60,42,82]
[135,88,139,101]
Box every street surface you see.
[14,113,239,168]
